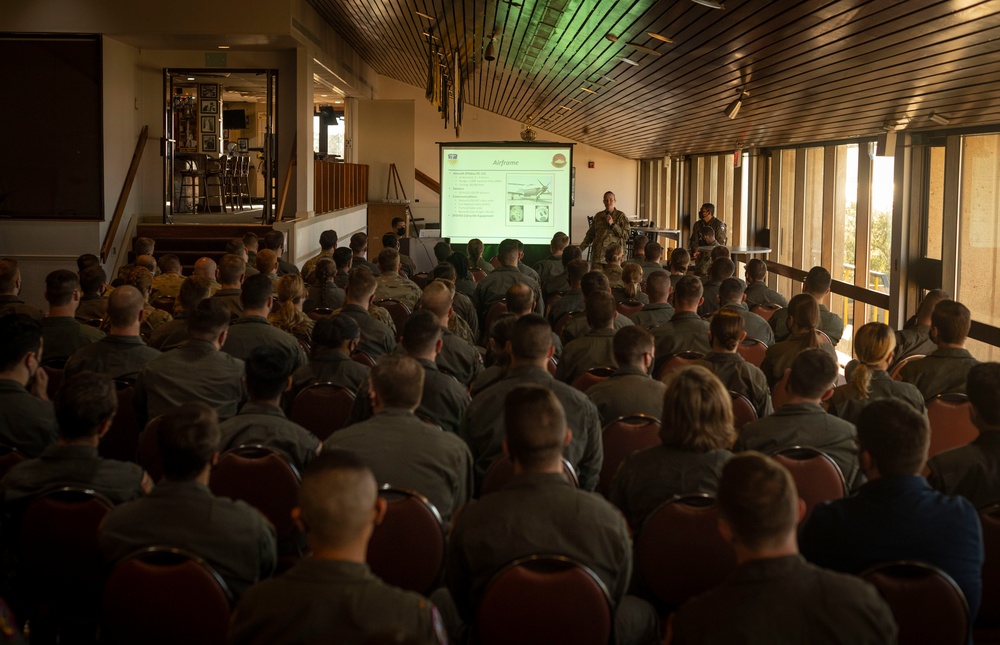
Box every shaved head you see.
[419,280,454,321]
[299,451,378,548]
[193,257,217,280]
[107,285,145,328]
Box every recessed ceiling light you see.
[558,105,572,111]
[218,45,230,49]
[186,77,195,81]
[579,86,597,94]
[647,32,674,43]
[334,100,342,104]
[605,33,618,43]
[599,75,616,83]
[566,97,583,103]
[422,32,439,40]
[416,11,435,20]
[321,94,328,97]
[691,0,724,8]
[619,57,640,66]
[929,112,951,125]
[627,42,662,56]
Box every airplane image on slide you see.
[507,179,552,202]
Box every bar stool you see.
[238,156,251,210]
[178,157,200,214]
[222,156,237,211]
[203,157,226,213]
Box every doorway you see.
[162,69,278,224]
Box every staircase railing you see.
[100,125,148,263]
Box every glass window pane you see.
[925,147,945,260]
[870,156,894,293]
[958,134,1000,331]
[775,149,797,298]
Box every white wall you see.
[374,75,638,244]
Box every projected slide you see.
[440,143,573,245]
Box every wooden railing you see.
[415,167,440,194]
[100,125,148,263]
[314,160,368,214]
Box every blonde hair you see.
[622,263,643,299]
[849,322,896,399]
[269,274,313,340]
[660,366,735,451]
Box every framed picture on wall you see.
[237,137,249,153]
[201,116,216,133]
[202,134,217,152]
[199,84,218,99]
[200,100,218,114]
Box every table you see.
[633,227,681,244]
[727,246,772,261]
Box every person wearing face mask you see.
[0,313,59,457]
[580,191,630,269]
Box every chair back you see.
[99,380,140,462]
[750,303,782,321]
[485,299,509,335]
[546,356,558,377]
[979,504,1000,629]
[102,547,232,645]
[736,338,768,367]
[0,444,25,480]
[771,369,792,410]
[889,354,925,380]
[471,267,487,283]
[490,256,501,269]
[598,415,661,497]
[481,455,579,496]
[350,350,377,368]
[150,296,175,314]
[366,487,446,595]
[616,299,644,317]
[635,495,737,612]
[136,416,164,482]
[209,446,302,546]
[290,382,356,441]
[926,393,978,458]
[544,291,566,319]
[476,555,614,645]
[554,311,584,339]
[770,446,846,522]
[307,306,334,321]
[41,357,66,401]
[374,298,412,333]
[657,351,705,381]
[862,561,969,645]
[730,391,758,430]
[571,366,616,393]
[411,272,431,289]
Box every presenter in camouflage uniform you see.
[580,191,630,269]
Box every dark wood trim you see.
[764,260,891,310]
[970,321,1000,349]
[101,125,147,264]
[415,168,440,193]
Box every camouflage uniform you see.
[373,273,424,310]
[301,250,335,284]
[151,272,185,299]
[580,209,630,268]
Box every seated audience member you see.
[212,253,247,320]
[255,249,279,284]
[611,365,734,532]
[546,259,589,327]
[301,229,337,284]
[759,293,838,388]
[192,257,222,294]
[41,269,105,361]
[827,322,925,424]
[149,276,212,352]
[151,254,184,299]
[467,238,493,275]
[243,233,259,267]
[227,238,259,279]
[628,233,649,264]
[98,403,277,596]
[620,263,648,306]
[769,266,844,344]
[116,237,157,281]
[373,248,423,309]
[263,230,299,277]
[269,274,315,345]
[555,291,617,384]
[697,309,772,419]
[302,258,346,314]
[349,232,380,276]
[434,241,454,267]
[698,257,735,318]
[65,285,161,381]
[2,371,151,505]
[76,253,101,272]
[219,346,319,472]
[652,275,711,361]
[0,314,58,456]
[331,268,396,359]
[229,451,446,645]
[506,282,562,360]
[443,252,476,300]
[429,264,479,344]
[473,239,543,325]
[743,258,788,309]
[587,326,664,423]
[928,362,1000,508]
[332,247,353,290]
[123,267,175,335]
[133,299,245,427]
[715,277,775,345]
[469,313,518,396]
[445,386,659,645]
[460,314,602,491]
[513,240,540,283]
[533,232,570,286]
[638,240,665,276]
[290,315,368,400]
[325,354,472,525]
[382,232,417,278]
[800,398,983,619]
[900,299,979,400]
[223,274,307,369]
[347,311,470,435]
[418,280,483,386]
[693,227,719,277]
[560,270,634,344]
[542,246,583,301]
[669,453,897,643]
[603,244,625,289]
[629,270,674,328]
[666,248,690,290]
[894,288,950,361]
[76,265,109,323]
[737,348,863,490]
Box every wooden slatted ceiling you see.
[307,0,1000,160]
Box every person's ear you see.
[739,330,747,342]
[563,428,572,446]
[821,386,835,402]
[211,451,220,467]
[138,308,147,323]
[796,497,807,524]
[241,375,248,390]
[698,296,704,307]
[267,295,274,309]
[434,337,444,356]
[860,450,874,476]
[718,519,734,544]
[285,375,293,393]
[97,415,115,438]
[218,328,229,347]
[238,274,245,285]
[741,293,747,303]
[374,497,388,525]
[547,343,556,360]
[291,507,307,533]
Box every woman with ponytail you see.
[827,322,925,423]
[760,293,837,388]
[269,274,314,344]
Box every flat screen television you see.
[223,109,248,130]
